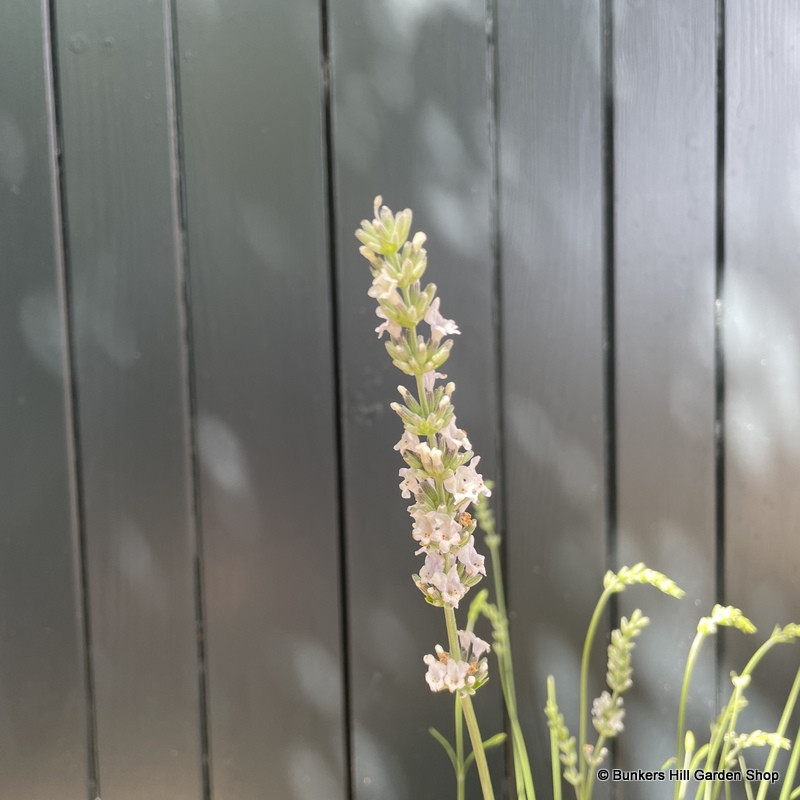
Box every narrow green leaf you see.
[464,732,508,773]
[428,726,458,773]
[483,732,508,750]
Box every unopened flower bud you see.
[397,385,415,406]
[358,245,382,268]
[379,204,393,226]
[355,224,382,253]
[430,339,454,370]
[395,209,412,246]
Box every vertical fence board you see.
[725,0,800,765]
[54,2,202,797]
[614,1,717,786]
[496,2,608,797]
[0,3,87,797]
[329,2,503,797]
[5,5,800,800]
[174,1,347,797]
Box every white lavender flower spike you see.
[356,198,490,616]
[356,198,503,800]
[356,197,492,675]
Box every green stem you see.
[461,692,496,800]
[680,620,786,799]
[444,605,495,800]
[444,603,461,657]
[503,660,532,799]
[693,693,738,800]
[779,719,800,800]
[579,586,615,792]
[740,755,755,800]
[487,537,536,800]
[689,745,711,772]
[757,665,800,800]
[498,647,524,798]
[678,738,705,800]
[583,736,606,800]
[708,634,795,800]
[456,695,465,800]
[414,368,426,409]
[676,631,706,800]
[709,683,747,800]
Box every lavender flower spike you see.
[356,197,492,690]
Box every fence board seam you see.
[164,0,213,797]
[44,1,100,796]
[601,0,618,580]
[319,1,354,797]
[714,0,727,715]
[485,0,515,789]
[601,1,619,793]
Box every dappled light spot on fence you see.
[288,743,340,800]
[113,517,167,613]
[727,270,800,475]
[0,110,27,185]
[290,636,343,719]
[197,414,251,495]
[19,289,64,378]
[353,724,407,800]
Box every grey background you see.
[2,1,798,798]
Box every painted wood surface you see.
[0,2,87,797]
[328,2,503,798]
[496,2,609,798]
[53,1,202,797]
[174,1,347,798]
[613,1,717,789]
[724,0,800,773]
[2,2,800,798]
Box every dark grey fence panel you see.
[614,0,717,785]
[329,2,503,798]
[54,1,202,797]
[174,1,347,798]
[496,2,608,798]
[6,4,800,800]
[724,0,800,757]
[0,4,87,797]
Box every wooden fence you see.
[2,1,799,798]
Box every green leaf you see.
[483,732,508,750]
[464,732,508,773]
[428,727,458,773]
[468,589,490,625]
